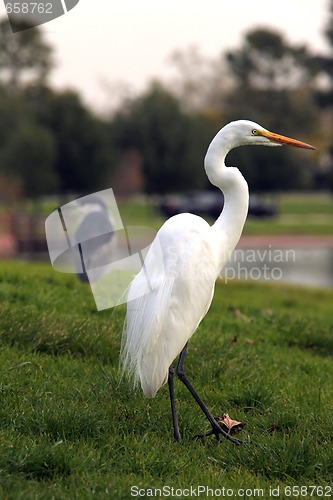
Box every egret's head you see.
[224,120,316,150]
[205,119,317,188]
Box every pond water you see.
[220,246,333,289]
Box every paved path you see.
[0,234,17,258]
[238,235,333,248]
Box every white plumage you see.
[123,213,218,397]
[121,120,316,441]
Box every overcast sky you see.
[0,0,330,113]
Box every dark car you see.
[159,191,277,219]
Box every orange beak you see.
[260,130,317,150]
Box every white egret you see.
[121,120,316,443]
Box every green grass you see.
[278,192,333,215]
[243,219,333,235]
[5,192,333,237]
[0,261,332,498]
[244,193,333,235]
[117,193,333,236]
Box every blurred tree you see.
[0,17,52,92]
[226,29,316,92]
[111,83,214,194]
[224,28,318,191]
[0,83,113,197]
[169,46,230,113]
[3,122,57,197]
[225,28,318,131]
[0,87,58,197]
[0,17,122,197]
[311,0,333,190]
[26,87,113,193]
[315,0,333,110]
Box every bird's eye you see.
[252,129,259,136]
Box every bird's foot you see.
[193,424,242,445]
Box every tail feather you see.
[121,275,175,397]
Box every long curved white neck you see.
[204,132,249,264]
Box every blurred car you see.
[159,191,277,219]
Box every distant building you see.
[112,149,145,196]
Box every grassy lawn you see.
[117,192,333,236]
[0,261,332,498]
[244,193,333,235]
[5,192,332,237]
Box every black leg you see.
[176,342,241,445]
[168,366,180,441]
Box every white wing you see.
[122,213,220,398]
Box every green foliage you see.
[0,262,332,497]
[4,121,58,197]
[313,0,333,125]
[0,19,113,198]
[326,0,333,47]
[0,84,114,197]
[0,87,58,197]
[224,28,319,192]
[27,88,114,193]
[226,28,316,91]
[111,83,214,194]
[0,16,330,198]
[109,29,320,195]
[227,142,313,192]
[0,18,52,92]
